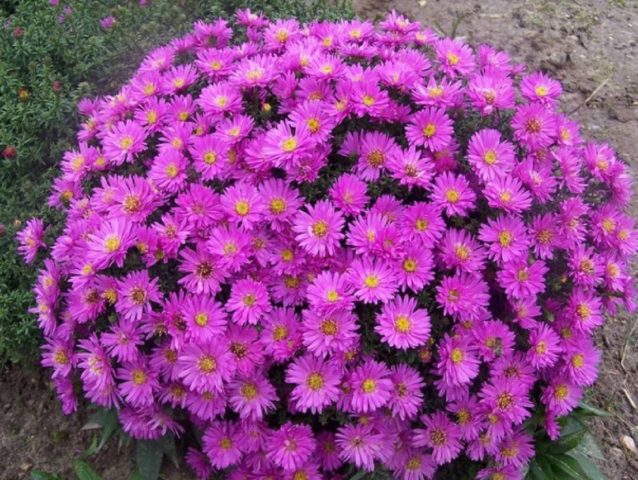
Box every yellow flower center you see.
[535,85,548,97]
[555,384,569,400]
[307,373,325,391]
[483,149,497,165]
[498,230,513,247]
[165,164,178,178]
[394,314,411,333]
[219,438,232,450]
[367,150,385,167]
[282,137,298,152]
[516,269,529,281]
[497,392,513,410]
[326,290,339,302]
[446,52,460,65]
[273,325,288,341]
[120,135,133,150]
[195,312,208,327]
[364,275,379,288]
[362,379,376,393]
[243,294,256,306]
[451,348,464,364]
[198,355,217,374]
[281,249,294,262]
[241,383,258,400]
[235,200,250,216]
[321,319,337,336]
[454,244,470,261]
[104,235,121,253]
[422,123,437,138]
[312,220,328,238]
[445,189,460,203]
[362,95,375,107]
[132,369,147,385]
[307,118,320,133]
[430,428,447,446]
[571,353,585,368]
[403,258,417,272]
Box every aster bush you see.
[18,8,637,480]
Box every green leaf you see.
[30,472,63,480]
[72,460,102,480]
[575,433,605,461]
[568,452,605,480]
[84,409,119,456]
[157,433,179,469]
[552,428,587,454]
[136,440,164,480]
[547,453,589,479]
[527,459,552,480]
[576,401,612,417]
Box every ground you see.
[1,0,637,478]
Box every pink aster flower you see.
[17,218,46,263]
[567,288,603,334]
[467,129,516,181]
[494,430,535,468]
[527,323,562,369]
[414,412,463,465]
[87,218,135,269]
[178,246,226,295]
[436,273,490,321]
[203,420,242,468]
[435,35,475,70]
[306,270,355,314]
[103,120,146,165]
[484,175,533,214]
[541,377,583,416]
[115,270,161,321]
[512,103,557,149]
[335,423,388,471]
[439,228,488,274]
[184,294,227,342]
[263,307,303,361]
[398,202,446,248]
[375,295,431,349]
[258,179,303,231]
[467,67,516,115]
[354,131,401,181]
[479,377,533,426]
[286,354,342,413]
[431,172,476,217]
[220,182,265,230]
[478,215,529,264]
[117,359,159,408]
[497,259,548,300]
[389,364,425,421]
[176,340,236,393]
[387,145,434,189]
[227,373,277,420]
[561,337,601,387]
[405,107,454,151]
[346,257,398,304]
[395,245,435,292]
[350,359,393,413]
[329,173,370,216]
[266,422,317,472]
[226,278,271,325]
[302,308,359,358]
[292,200,345,257]
[521,71,562,105]
[436,334,480,386]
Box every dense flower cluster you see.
[19,9,637,480]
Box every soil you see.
[1,1,637,479]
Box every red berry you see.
[2,145,16,158]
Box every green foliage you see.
[0,0,352,365]
[528,406,607,480]
[72,460,103,480]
